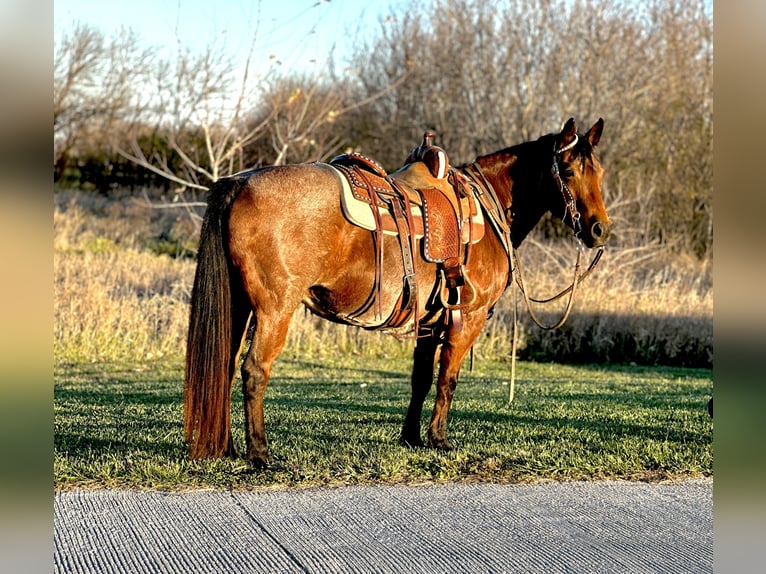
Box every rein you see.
[512,242,603,330]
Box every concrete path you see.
[54,479,712,573]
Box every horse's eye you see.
[563,169,575,179]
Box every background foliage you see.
[54,0,713,256]
[53,0,712,368]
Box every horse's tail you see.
[183,177,246,459]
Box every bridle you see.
[512,132,604,330]
[467,133,606,404]
[551,134,582,239]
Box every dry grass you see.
[53,191,712,367]
[54,195,195,363]
[481,239,713,367]
[53,191,405,364]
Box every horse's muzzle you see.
[589,220,611,247]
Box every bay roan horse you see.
[184,118,611,465]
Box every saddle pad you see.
[323,163,425,238]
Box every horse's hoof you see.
[246,455,272,470]
[428,436,454,451]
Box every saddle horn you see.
[406,132,449,179]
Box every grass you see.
[54,355,713,491]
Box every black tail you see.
[183,177,246,458]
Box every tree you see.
[345,0,713,255]
[54,24,153,183]
[54,0,712,255]
[116,40,269,193]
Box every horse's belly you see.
[303,226,441,331]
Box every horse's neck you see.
[476,138,552,247]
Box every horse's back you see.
[227,163,349,236]
[228,163,339,211]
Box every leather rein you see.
[465,134,604,331]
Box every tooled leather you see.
[419,187,460,263]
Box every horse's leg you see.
[240,295,298,467]
[224,288,253,459]
[428,314,487,450]
[401,334,440,447]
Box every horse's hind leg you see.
[401,334,440,448]
[240,298,297,467]
[224,289,253,459]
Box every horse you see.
[183,118,611,465]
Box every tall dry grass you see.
[54,191,712,367]
[54,193,195,363]
[53,191,406,364]
[481,239,713,367]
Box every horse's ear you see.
[586,118,604,147]
[559,118,577,146]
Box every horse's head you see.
[550,118,611,248]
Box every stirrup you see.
[438,265,476,310]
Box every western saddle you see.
[327,132,486,336]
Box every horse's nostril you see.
[591,221,610,243]
[592,222,604,238]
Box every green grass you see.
[54,356,713,491]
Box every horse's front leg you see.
[401,334,440,447]
[428,314,487,450]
